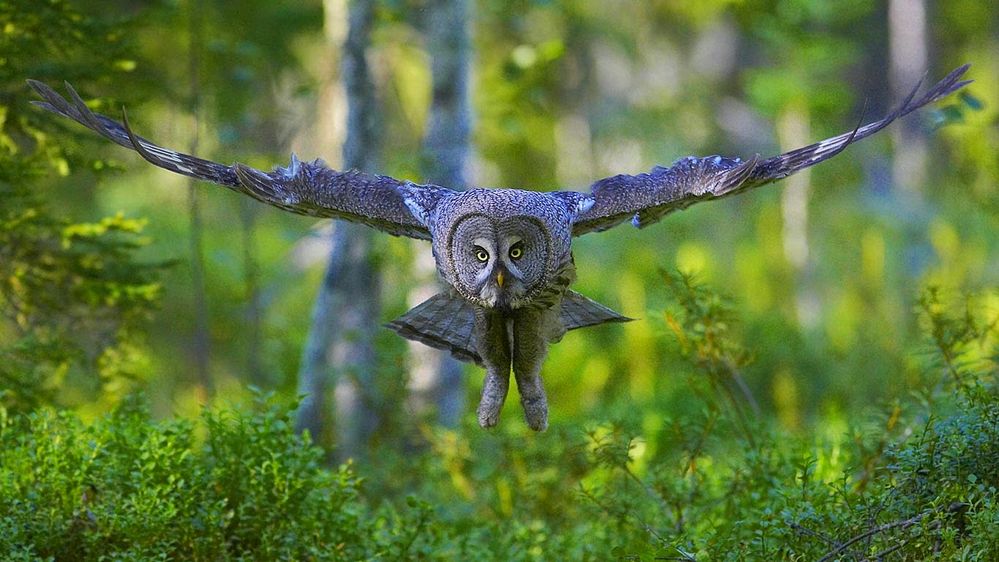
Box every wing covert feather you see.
[568,64,971,236]
[28,80,452,240]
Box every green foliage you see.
[3,278,995,560]
[606,279,996,561]
[0,189,162,413]
[0,0,164,414]
[0,395,368,560]
[399,276,998,561]
[0,0,139,89]
[661,270,760,439]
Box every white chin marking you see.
[479,285,499,307]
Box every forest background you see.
[1,0,996,559]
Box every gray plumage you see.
[27,64,971,430]
[386,290,630,366]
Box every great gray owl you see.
[29,64,970,431]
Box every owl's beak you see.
[488,264,520,311]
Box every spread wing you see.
[567,64,971,236]
[28,80,454,240]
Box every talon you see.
[477,381,507,429]
[521,397,548,432]
[477,366,510,429]
[477,402,502,428]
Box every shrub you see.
[0,395,374,560]
[1,277,995,561]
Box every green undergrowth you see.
[1,277,996,561]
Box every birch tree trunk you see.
[778,103,819,329]
[407,0,472,427]
[296,0,381,460]
[889,0,929,196]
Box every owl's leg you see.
[473,308,511,428]
[512,309,553,432]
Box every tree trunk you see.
[777,103,820,329]
[889,0,929,196]
[296,0,381,460]
[240,198,265,387]
[187,0,212,398]
[407,0,472,427]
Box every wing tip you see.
[27,79,72,116]
[29,100,55,112]
[949,63,972,80]
[25,78,47,92]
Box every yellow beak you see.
[496,270,505,288]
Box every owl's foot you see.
[514,365,549,431]
[520,395,548,432]
[477,370,510,429]
[477,401,502,428]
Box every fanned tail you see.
[559,290,632,330]
[387,290,631,365]
[386,293,481,365]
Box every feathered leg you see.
[512,308,555,432]
[474,308,511,428]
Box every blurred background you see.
[1,0,996,450]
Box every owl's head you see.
[447,213,550,309]
[418,189,584,310]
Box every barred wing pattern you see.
[28,80,449,240]
[568,64,972,236]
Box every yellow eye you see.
[474,248,489,262]
[509,246,523,260]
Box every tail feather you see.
[386,293,482,365]
[560,290,632,330]
[387,290,631,365]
